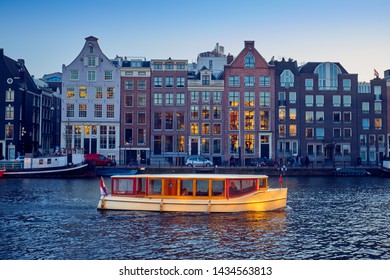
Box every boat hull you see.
[2,163,95,178]
[98,188,287,213]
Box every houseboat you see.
[97,173,287,213]
[0,153,95,178]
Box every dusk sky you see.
[1,0,389,82]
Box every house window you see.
[213,139,221,154]
[190,91,199,102]
[202,74,210,85]
[5,89,14,101]
[244,134,255,154]
[70,70,79,80]
[165,77,174,87]
[154,77,162,87]
[125,94,133,107]
[176,112,185,130]
[362,102,369,114]
[87,71,96,81]
[289,92,296,104]
[244,92,255,107]
[289,108,296,121]
[306,111,314,123]
[66,104,74,118]
[165,93,174,105]
[259,111,270,130]
[106,104,115,118]
[138,80,146,90]
[154,93,162,105]
[259,92,270,107]
[375,118,382,130]
[201,105,210,119]
[79,104,87,118]
[201,138,210,154]
[244,111,254,130]
[165,112,173,130]
[79,86,87,99]
[125,112,133,124]
[289,125,297,137]
[202,91,210,102]
[259,76,270,87]
[244,76,255,87]
[213,91,222,102]
[316,95,324,107]
[213,123,221,135]
[99,125,108,147]
[201,123,210,135]
[176,93,185,105]
[154,112,162,130]
[343,95,351,107]
[333,95,341,107]
[213,106,221,119]
[94,104,102,118]
[244,53,255,68]
[138,94,146,107]
[95,86,103,99]
[362,118,370,130]
[176,77,185,87]
[125,80,133,90]
[106,87,114,99]
[5,106,14,119]
[229,92,239,106]
[66,87,75,99]
[190,105,199,119]
[343,79,351,91]
[280,70,294,88]
[190,123,199,134]
[138,111,146,124]
[305,95,313,107]
[229,76,240,87]
[305,79,313,90]
[5,124,13,138]
[333,112,341,123]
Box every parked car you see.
[185,155,213,167]
[85,153,116,166]
[248,157,278,167]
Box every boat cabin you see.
[110,174,269,199]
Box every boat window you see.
[229,179,257,197]
[148,179,162,195]
[211,180,224,196]
[47,159,52,164]
[196,180,209,196]
[112,179,136,195]
[181,180,193,196]
[259,178,267,189]
[39,159,44,165]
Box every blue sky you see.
[1,0,389,82]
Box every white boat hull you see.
[98,188,287,213]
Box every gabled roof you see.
[0,49,39,94]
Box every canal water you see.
[0,176,389,260]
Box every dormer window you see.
[202,74,210,85]
[244,53,255,68]
[280,70,294,88]
[88,43,93,53]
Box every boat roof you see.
[111,173,268,179]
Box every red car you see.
[85,154,116,166]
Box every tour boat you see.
[97,173,287,213]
